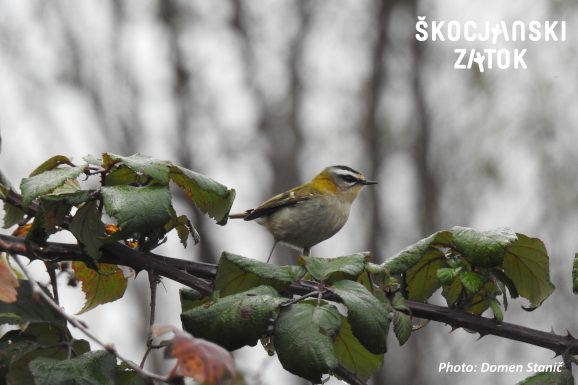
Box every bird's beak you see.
[361,180,378,185]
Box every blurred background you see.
[0,0,577,384]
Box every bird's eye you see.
[342,175,357,184]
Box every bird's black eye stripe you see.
[342,175,358,184]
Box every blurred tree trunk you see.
[231,0,310,265]
[158,0,218,265]
[362,0,392,264]
[363,2,394,384]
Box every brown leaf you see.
[154,325,236,385]
[0,258,19,303]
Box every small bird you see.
[229,165,377,262]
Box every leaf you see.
[0,324,90,385]
[333,318,383,381]
[101,185,173,236]
[155,325,236,385]
[170,166,236,225]
[298,253,369,283]
[488,298,503,321]
[171,214,199,247]
[330,280,389,354]
[436,267,459,285]
[28,155,73,177]
[503,233,555,309]
[0,280,66,329]
[406,248,446,301]
[69,201,105,261]
[104,153,172,185]
[459,271,485,294]
[393,310,412,346]
[104,166,139,186]
[516,368,573,385]
[215,252,305,297]
[181,285,285,350]
[3,202,25,229]
[20,166,85,208]
[29,350,117,385]
[452,226,517,268]
[274,303,341,383]
[384,230,452,274]
[442,278,463,306]
[0,258,19,303]
[72,262,128,314]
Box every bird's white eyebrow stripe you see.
[331,168,361,179]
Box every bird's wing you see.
[243,184,320,221]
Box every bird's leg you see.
[303,247,311,256]
[266,241,278,263]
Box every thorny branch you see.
[3,233,578,361]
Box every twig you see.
[10,253,170,384]
[45,261,59,304]
[140,270,159,368]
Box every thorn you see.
[550,326,556,334]
[476,333,487,341]
[566,330,575,339]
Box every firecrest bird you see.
[229,165,377,262]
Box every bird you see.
[229,165,377,262]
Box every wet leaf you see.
[333,318,383,380]
[330,280,389,354]
[28,155,74,177]
[274,303,341,383]
[452,226,517,268]
[20,166,84,208]
[298,253,369,283]
[169,166,235,225]
[104,153,171,185]
[29,350,116,385]
[101,185,173,236]
[406,248,446,301]
[181,285,285,350]
[215,252,305,296]
[69,200,105,261]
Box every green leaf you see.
[503,234,555,309]
[488,298,503,321]
[383,230,452,274]
[69,200,105,261]
[568,252,578,294]
[330,280,389,354]
[215,252,305,297]
[299,253,369,283]
[406,248,446,301]
[436,267,459,285]
[0,280,66,328]
[103,166,139,186]
[72,262,128,314]
[516,368,573,385]
[28,155,73,177]
[459,271,485,294]
[169,166,235,224]
[104,153,171,185]
[393,310,412,346]
[0,324,90,385]
[29,350,116,385]
[274,303,341,383]
[3,202,25,229]
[101,185,173,236]
[20,166,84,208]
[333,317,383,381]
[173,214,199,247]
[442,278,463,306]
[452,226,517,267]
[180,285,285,350]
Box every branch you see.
[10,252,170,384]
[3,234,578,360]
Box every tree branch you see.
[2,233,578,360]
